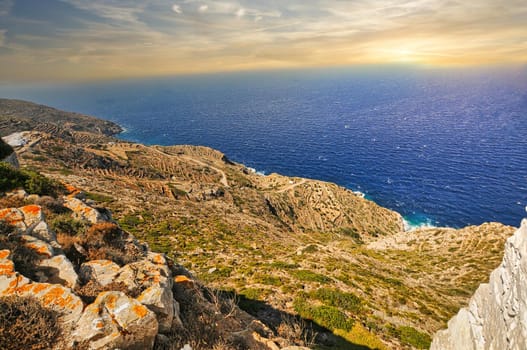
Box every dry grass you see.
[0,296,62,350]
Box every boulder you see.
[137,284,179,333]
[3,282,83,325]
[37,255,79,288]
[0,250,30,293]
[79,260,120,286]
[72,291,158,350]
[19,234,54,258]
[0,208,26,230]
[29,220,61,249]
[115,254,180,332]
[64,197,110,224]
[431,218,527,349]
[20,204,44,228]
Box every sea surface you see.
[1,65,527,228]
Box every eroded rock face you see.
[431,218,527,350]
[72,291,158,350]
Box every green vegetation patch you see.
[310,288,363,314]
[0,163,64,196]
[294,296,353,332]
[290,269,331,284]
[85,191,114,203]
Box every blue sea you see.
[1,65,527,228]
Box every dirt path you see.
[149,146,229,187]
[276,179,307,193]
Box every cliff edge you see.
[431,217,527,350]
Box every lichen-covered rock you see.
[115,254,180,332]
[19,234,54,258]
[64,197,111,224]
[37,254,79,288]
[72,291,158,350]
[79,259,120,286]
[29,220,61,249]
[0,250,30,293]
[20,204,44,228]
[431,218,527,350]
[137,284,179,333]
[0,208,26,230]
[3,282,83,325]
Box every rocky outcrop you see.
[0,190,291,350]
[431,218,527,350]
[72,291,158,349]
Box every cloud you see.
[236,8,246,18]
[1,0,527,82]
[172,4,182,14]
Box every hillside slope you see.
[1,98,518,349]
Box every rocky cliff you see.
[431,217,527,350]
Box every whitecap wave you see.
[403,217,436,231]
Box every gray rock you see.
[37,255,79,289]
[79,260,120,286]
[72,291,158,350]
[431,218,527,350]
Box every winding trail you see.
[276,179,307,193]
[149,146,229,187]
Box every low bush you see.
[290,269,331,284]
[0,296,62,350]
[310,288,363,314]
[0,163,64,196]
[397,326,431,349]
[294,297,353,332]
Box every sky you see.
[0,0,526,82]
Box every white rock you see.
[72,291,158,350]
[37,255,79,289]
[431,219,527,350]
[79,260,120,286]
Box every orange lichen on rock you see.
[20,205,41,216]
[65,184,81,197]
[151,254,165,265]
[41,286,66,306]
[132,304,148,318]
[0,260,14,275]
[106,294,118,309]
[0,250,10,259]
[0,208,24,226]
[174,275,192,284]
[25,242,53,257]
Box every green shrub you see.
[0,163,64,196]
[0,296,62,350]
[311,288,363,313]
[85,192,114,203]
[290,270,331,283]
[398,326,431,349]
[294,297,353,332]
[50,214,86,236]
